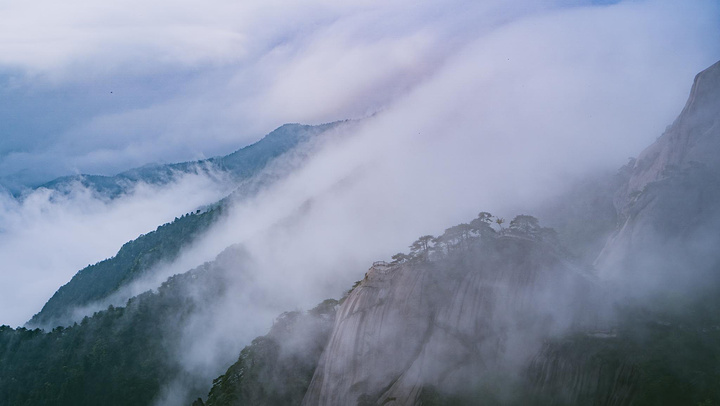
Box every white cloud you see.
[0,0,718,386]
[137,1,720,396]
[0,173,231,327]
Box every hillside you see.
[193,60,720,405]
[2,60,720,406]
[29,122,344,328]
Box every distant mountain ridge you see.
[37,122,341,198]
[29,121,345,328]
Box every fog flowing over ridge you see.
[0,172,232,327]
[0,0,720,400]
[0,0,718,189]
[185,60,720,406]
[0,0,718,328]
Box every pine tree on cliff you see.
[410,235,435,261]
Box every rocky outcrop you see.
[527,338,637,406]
[614,60,720,216]
[302,61,720,406]
[303,234,597,406]
[198,299,338,406]
[596,60,720,288]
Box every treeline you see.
[389,212,561,264]
[30,204,225,328]
[0,265,227,406]
[193,299,338,406]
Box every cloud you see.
[1,0,716,192]
[0,172,231,327]
[0,0,719,397]
[0,0,559,188]
[128,1,720,399]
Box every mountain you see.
[29,121,345,328]
[596,60,720,294]
[0,245,240,406]
[36,122,341,199]
[196,61,720,405]
[301,217,597,406]
[2,60,720,406]
[196,299,338,406]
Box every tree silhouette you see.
[470,212,496,238]
[391,253,410,264]
[509,215,540,234]
[410,235,435,260]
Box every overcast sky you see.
[0,0,719,328]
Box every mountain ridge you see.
[29,121,346,328]
[35,122,341,199]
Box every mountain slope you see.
[595,60,720,294]
[7,59,720,406]
[0,245,243,406]
[302,216,597,406]
[186,62,720,406]
[194,299,337,406]
[29,122,344,328]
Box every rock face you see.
[301,60,720,406]
[198,299,338,406]
[617,60,720,211]
[596,61,720,291]
[302,234,597,406]
[527,338,638,406]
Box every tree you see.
[391,253,410,264]
[477,212,493,223]
[410,235,435,260]
[509,215,540,234]
[442,223,472,251]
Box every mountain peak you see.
[615,60,720,216]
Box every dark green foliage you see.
[418,386,499,406]
[30,206,224,328]
[409,235,435,260]
[201,300,337,406]
[618,304,720,406]
[0,266,227,406]
[523,296,720,406]
[397,211,559,266]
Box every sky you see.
[0,0,719,330]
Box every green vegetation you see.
[195,300,337,406]
[0,265,227,406]
[398,212,561,264]
[30,206,224,327]
[31,122,343,329]
[524,309,720,406]
[6,206,720,406]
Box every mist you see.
[0,171,231,327]
[1,0,719,403]
[124,2,720,402]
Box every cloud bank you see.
[0,0,718,366]
[1,0,675,189]
[0,174,230,327]
[94,2,717,400]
